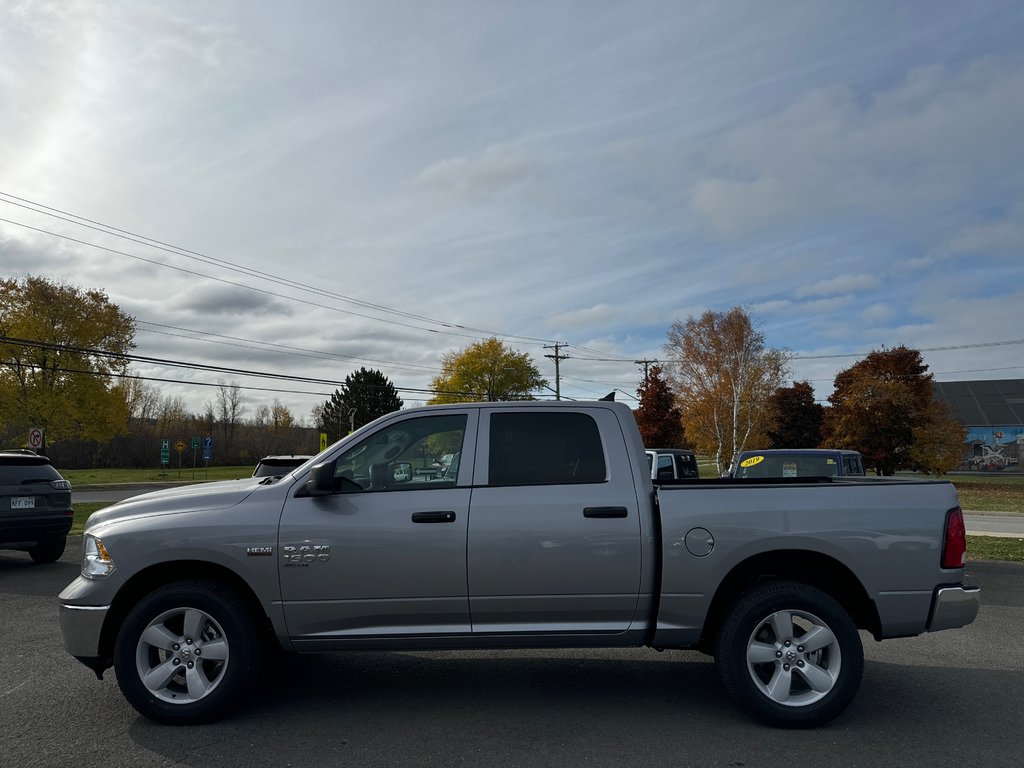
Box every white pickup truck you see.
[59,401,979,728]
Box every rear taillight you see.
[942,507,967,569]
[50,479,71,491]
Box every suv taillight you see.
[49,479,71,491]
[942,507,967,569]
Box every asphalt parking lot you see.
[2,539,1022,768]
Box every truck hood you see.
[85,478,266,532]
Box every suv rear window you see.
[0,458,64,485]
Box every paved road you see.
[963,512,1024,537]
[74,486,1024,536]
[1,539,1021,767]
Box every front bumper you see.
[59,602,110,658]
[926,584,981,632]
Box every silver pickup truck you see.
[58,401,979,728]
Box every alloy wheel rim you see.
[135,607,230,704]
[745,608,841,707]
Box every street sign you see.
[192,436,201,450]
[160,439,170,465]
[202,436,213,461]
[319,432,328,451]
[28,427,43,450]
[175,440,186,453]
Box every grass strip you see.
[967,534,1024,562]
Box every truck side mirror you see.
[304,461,336,496]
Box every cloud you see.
[688,57,1024,237]
[795,274,880,298]
[948,202,1024,258]
[861,303,894,325]
[178,285,291,316]
[549,303,618,331]
[751,296,855,316]
[410,143,548,196]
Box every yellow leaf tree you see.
[0,276,136,452]
[429,338,547,404]
[663,308,790,473]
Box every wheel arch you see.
[701,549,881,648]
[97,560,276,668]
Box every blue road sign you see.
[202,436,213,461]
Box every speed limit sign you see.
[28,427,44,450]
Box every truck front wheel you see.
[113,580,263,724]
[714,580,863,728]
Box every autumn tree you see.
[316,367,403,438]
[823,346,965,475]
[634,365,686,447]
[213,380,246,456]
[429,337,547,404]
[0,276,136,452]
[766,381,824,448]
[909,400,968,476]
[663,307,789,473]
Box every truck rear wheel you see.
[714,580,863,728]
[113,580,263,724]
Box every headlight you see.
[82,535,116,578]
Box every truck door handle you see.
[412,511,457,523]
[583,506,628,518]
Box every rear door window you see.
[488,412,607,486]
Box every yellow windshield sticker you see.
[740,455,764,468]
[826,459,836,464]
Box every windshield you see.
[735,454,840,479]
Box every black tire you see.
[714,580,863,728]
[113,580,264,724]
[28,537,66,563]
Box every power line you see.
[0,335,479,398]
[136,321,442,375]
[6,193,1021,374]
[0,216,517,343]
[791,339,1024,360]
[0,191,556,345]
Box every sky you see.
[2,0,1023,423]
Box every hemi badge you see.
[246,546,274,557]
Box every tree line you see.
[634,307,966,476]
[1,276,967,474]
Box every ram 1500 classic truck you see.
[58,401,979,728]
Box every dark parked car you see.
[0,451,73,563]
[252,455,314,477]
[731,449,865,479]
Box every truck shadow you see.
[126,651,1021,766]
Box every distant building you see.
[933,379,1024,473]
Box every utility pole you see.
[635,358,658,382]
[544,343,570,400]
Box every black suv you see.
[0,451,73,563]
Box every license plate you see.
[11,497,35,509]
